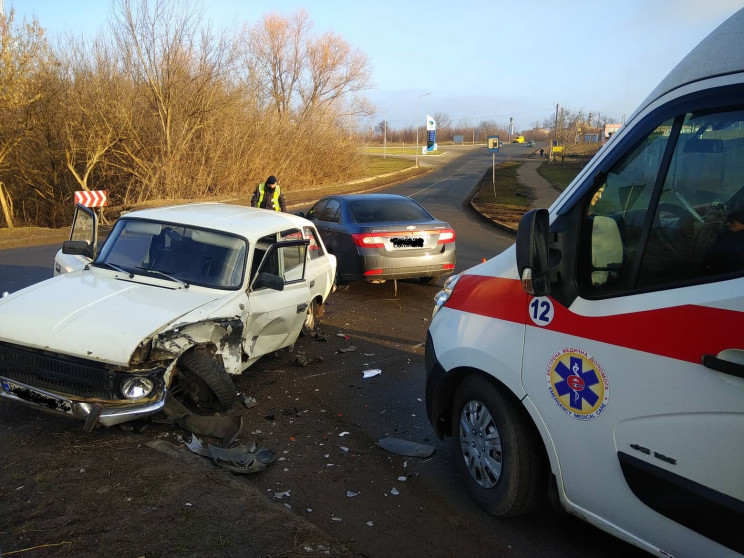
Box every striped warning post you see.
[74,190,108,207]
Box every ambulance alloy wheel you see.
[172,349,237,412]
[451,375,545,516]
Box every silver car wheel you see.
[458,399,503,489]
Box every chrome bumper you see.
[0,376,166,431]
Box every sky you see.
[7,0,744,133]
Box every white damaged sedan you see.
[0,202,336,430]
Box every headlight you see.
[432,273,461,318]
[120,377,155,399]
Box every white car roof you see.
[635,7,744,119]
[121,202,311,241]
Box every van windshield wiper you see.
[135,266,189,288]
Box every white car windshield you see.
[94,219,247,289]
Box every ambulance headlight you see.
[432,273,461,318]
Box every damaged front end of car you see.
[0,316,245,432]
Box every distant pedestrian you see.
[540,148,544,158]
[251,175,286,212]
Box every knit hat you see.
[266,175,277,185]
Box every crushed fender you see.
[157,393,243,446]
[186,435,276,474]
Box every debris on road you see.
[337,344,357,353]
[185,435,276,474]
[362,369,381,379]
[293,353,324,366]
[377,437,435,458]
[238,393,258,409]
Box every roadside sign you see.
[74,190,108,207]
[488,135,500,153]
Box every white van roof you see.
[636,7,744,117]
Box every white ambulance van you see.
[425,8,744,558]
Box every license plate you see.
[389,236,424,249]
[1,378,73,414]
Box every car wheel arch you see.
[170,346,237,412]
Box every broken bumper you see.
[0,376,166,430]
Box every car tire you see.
[301,299,317,336]
[173,349,237,412]
[451,375,545,516]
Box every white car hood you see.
[0,269,224,366]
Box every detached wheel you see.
[451,375,545,516]
[172,349,237,412]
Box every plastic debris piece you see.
[397,476,407,482]
[339,431,350,437]
[390,488,400,496]
[377,437,435,458]
[367,521,374,527]
[185,434,275,474]
[346,491,358,497]
[362,369,382,379]
[338,345,357,353]
[238,393,258,409]
[340,446,349,452]
[331,516,342,521]
[274,490,291,499]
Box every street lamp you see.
[415,92,430,167]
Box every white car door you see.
[54,204,98,275]
[243,238,311,363]
[299,225,335,301]
[522,106,744,556]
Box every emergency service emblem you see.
[546,348,609,420]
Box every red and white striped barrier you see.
[74,190,108,207]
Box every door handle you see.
[702,354,744,379]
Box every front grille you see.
[0,342,118,399]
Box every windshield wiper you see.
[135,266,189,288]
[92,261,133,278]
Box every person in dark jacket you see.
[704,208,744,274]
[250,175,286,212]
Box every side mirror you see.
[516,209,550,296]
[252,272,284,291]
[62,240,95,260]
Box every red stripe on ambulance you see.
[444,274,743,365]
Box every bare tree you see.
[245,10,309,118]
[244,10,372,122]
[0,10,50,227]
[111,0,241,199]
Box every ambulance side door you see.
[521,96,744,555]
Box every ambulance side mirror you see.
[516,208,550,296]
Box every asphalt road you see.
[0,145,648,557]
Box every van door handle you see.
[702,354,744,379]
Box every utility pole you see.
[553,103,559,160]
[383,109,387,159]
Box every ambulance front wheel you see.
[451,375,545,516]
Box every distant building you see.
[604,123,622,139]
